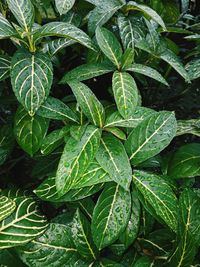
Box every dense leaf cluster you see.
[0,0,200,266]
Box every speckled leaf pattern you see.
[117,14,135,49]
[96,27,122,69]
[185,58,200,80]
[68,81,105,127]
[105,107,156,128]
[55,0,75,15]
[11,50,53,115]
[14,106,49,156]
[176,119,200,137]
[0,13,16,39]
[60,63,115,83]
[133,170,178,232]
[96,133,132,191]
[168,143,200,178]
[37,96,79,122]
[72,209,98,260]
[127,64,169,86]
[0,55,11,81]
[0,195,16,222]
[33,22,96,51]
[125,111,177,165]
[42,38,76,56]
[6,0,34,31]
[168,189,200,267]
[126,1,166,30]
[17,223,89,267]
[0,196,48,249]
[91,182,131,250]
[112,71,138,119]
[34,176,104,202]
[73,160,111,189]
[56,125,101,196]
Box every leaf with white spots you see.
[112,71,138,119]
[0,195,16,222]
[91,182,131,250]
[133,170,178,232]
[11,50,53,115]
[96,133,132,191]
[55,0,75,15]
[6,0,34,31]
[125,111,177,165]
[0,13,17,39]
[0,195,48,249]
[14,106,49,156]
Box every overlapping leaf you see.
[42,38,76,56]
[11,50,53,115]
[0,195,16,222]
[55,0,75,15]
[0,13,17,39]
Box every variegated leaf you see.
[0,196,16,222]
[0,13,16,39]
[42,38,76,56]
[55,0,75,15]
[11,50,53,115]
[0,55,11,81]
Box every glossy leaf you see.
[55,0,75,15]
[42,38,76,56]
[121,48,134,70]
[60,63,115,83]
[37,96,79,122]
[14,106,49,156]
[0,196,48,249]
[0,13,16,39]
[112,71,138,119]
[33,22,96,51]
[125,111,177,165]
[96,27,122,69]
[168,143,200,178]
[68,81,105,127]
[133,170,178,232]
[96,133,132,191]
[72,209,98,260]
[104,127,126,140]
[185,58,200,80]
[127,64,169,86]
[17,223,89,267]
[91,182,131,250]
[6,0,34,31]
[0,195,16,222]
[11,50,53,115]
[56,125,101,195]
[117,14,135,50]
[0,55,11,80]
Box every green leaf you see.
[127,63,169,86]
[34,176,104,202]
[133,256,154,267]
[91,182,131,250]
[125,111,177,165]
[55,0,75,15]
[96,133,132,191]
[0,13,17,39]
[168,143,200,178]
[11,49,53,115]
[97,258,124,266]
[112,71,138,119]
[41,126,70,155]
[73,160,111,189]
[33,22,96,51]
[176,119,200,137]
[119,189,140,248]
[185,58,200,80]
[68,81,105,127]
[105,107,156,128]
[78,197,95,220]
[0,195,16,222]
[181,0,189,12]
[56,125,101,195]
[42,38,76,56]
[117,14,135,50]
[60,63,115,83]
[96,27,122,69]
[0,55,11,80]
[133,170,178,232]
[121,48,134,70]
[104,127,126,140]
[160,49,190,82]
[126,1,166,30]
[167,189,199,267]
[0,195,48,249]
[37,96,79,122]
[17,223,89,267]
[14,106,49,156]
[0,125,15,166]
[72,209,98,260]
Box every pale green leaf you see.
[11,49,53,115]
[133,170,178,232]
[112,71,138,119]
[91,182,131,250]
[104,127,126,140]
[125,111,177,165]
[96,133,132,191]
[55,0,75,15]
